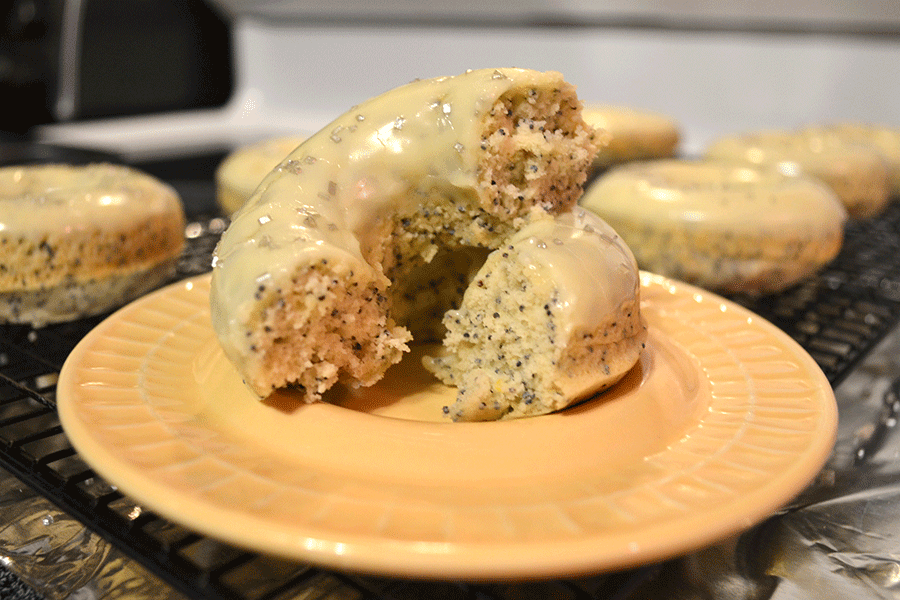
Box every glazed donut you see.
[0,163,186,326]
[210,68,645,420]
[806,123,900,198]
[582,104,680,170]
[580,159,848,294]
[704,128,891,217]
[423,209,644,421]
[215,136,306,214]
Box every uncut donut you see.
[704,128,891,218]
[582,105,680,170]
[215,135,306,215]
[210,68,603,409]
[0,163,186,326]
[580,159,848,294]
[423,209,645,421]
[807,123,900,197]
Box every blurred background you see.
[3,0,899,163]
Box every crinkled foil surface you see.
[1,324,899,599]
[0,474,187,600]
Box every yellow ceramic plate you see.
[57,272,836,580]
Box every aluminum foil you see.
[0,473,186,600]
[0,323,898,599]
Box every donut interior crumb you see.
[249,261,411,401]
[422,242,644,421]
[479,84,597,217]
[377,81,599,340]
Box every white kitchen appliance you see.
[36,0,900,161]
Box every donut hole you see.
[388,245,491,342]
[479,85,596,219]
[363,200,500,342]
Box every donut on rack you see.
[210,67,646,420]
[580,159,848,294]
[215,135,307,215]
[0,163,186,326]
[582,104,680,171]
[804,123,900,199]
[704,128,891,218]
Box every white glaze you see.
[210,68,580,364]
[806,123,900,195]
[583,159,847,236]
[582,104,680,167]
[0,163,186,325]
[704,128,891,217]
[216,135,307,214]
[506,209,638,338]
[0,163,182,231]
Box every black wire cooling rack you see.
[1,201,899,600]
[734,200,900,387]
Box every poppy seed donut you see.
[580,159,847,294]
[210,68,645,419]
[582,104,680,170]
[806,123,900,198]
[0,163,186,326]
[424,209,645,421]
[705,128,891,218]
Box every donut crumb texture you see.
[244,261,411,400]
[423,241,644,421]
[478,84,597,218]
